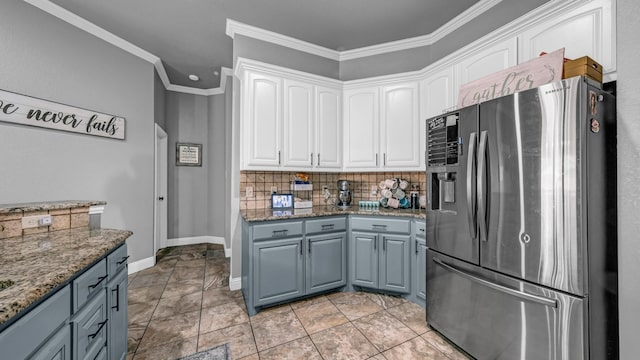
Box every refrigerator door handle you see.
[466,132,477,239]
[477,130,489,242]
[432,257,557,308]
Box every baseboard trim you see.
[167,235,225,247]
[229,276,241,291]
[128,256,155,275]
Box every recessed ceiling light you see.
[188,74,199,81]
[213,70,220,76]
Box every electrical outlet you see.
[270,186,278,194]
[22,215,52,229]
[370,185,378,196]
[245,186,254,198]
[322,186,328,191]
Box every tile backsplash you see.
[240,171,426,210]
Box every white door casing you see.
[154,124,168,255]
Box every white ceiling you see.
[48,0,481,89]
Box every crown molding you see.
[339,0,503,61]
[226,19,340,60]
[227,0,502,62]
[24,0,231,95]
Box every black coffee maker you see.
[336,180,351,209]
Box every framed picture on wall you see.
[176,143,202,166]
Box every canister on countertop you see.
[411,192,420,209]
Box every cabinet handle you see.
[372,224,387,229]
[88,319,108,340]
[88,275,107,290]
[376,153,379,166]
[415,240,419,254]
[317,153,320,166]
[310,153,314,166]
[384,153,387,166]
[321,224,335,230]
[117,255,130,265]
[373,236,377,250]
[272,229,288,236]
[278,150,281,165]
[300,241,303,255]
[111,284,120,311]
[308,240,311,254]
[383,237,386,251]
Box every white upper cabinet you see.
[237,60,343,171]
[380,82,420,169]
[518,0,615,75]
[283,79,314,168]
[242,71,282,168]
[456,38,518,87]
[343,81,421,171]
[315,86,342,169]
[343,87,379,169]
[421,66,455,167]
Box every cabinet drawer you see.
[73,259,107,312]
[72,290,107,360]
[252,221,303,240]
[351,217,410,234]
[306,217,346,234]
[414,220,426,239]
[0,285,70,360]
[107,244,128,276]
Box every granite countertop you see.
[0,228,132,327]
[241,205,426,222]
[0,200,106,214]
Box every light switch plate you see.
[246,186,254,198]
[370,185,378,196]
[270,186,278,194]
[22,215,52,229]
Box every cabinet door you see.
[243,71,282,167]
[253,238,304,306]
[415,238,427,302]
[306,232,347,294]
[518,0,614,73]
[72,290,108,360]
[107,270,128,360]
[380,82,420,169]
[350,231,378,288]
[456,37,517,90]
[343,87,379,168]
[28,325,71,360]
[315,85,342,168]
[283,79,314,168]
[379,234,411,293]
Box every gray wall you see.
[234,34,340,79]
[154,72,167,129]
[616,0,640,357]
[165,90,228,240]
[207,93,227,238]
[0,1,156,263]
[340,0,549,80]
[165,92,210,238]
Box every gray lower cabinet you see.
[350,217,411,294]
[243,217,347,315]
[29,324,72,360]
[306,232,347,293]
[412,220,427,306]
[107,245,129,360]
[253,237,305,306]
[0,244,128,360]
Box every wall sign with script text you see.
[0,89,126,140]
[457,48,565,108]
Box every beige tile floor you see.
[126,243,470,360]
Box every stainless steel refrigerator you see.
[425,76,618,360]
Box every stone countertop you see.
[241,206,426,222]
[0,200,107,214]
[0,228,132,328]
